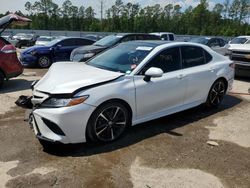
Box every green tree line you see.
[1,0,250,36]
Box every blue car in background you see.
[20,37,95,68]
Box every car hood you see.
[0,14,31,34]
[228,44,250,52]
[72,44,107,55]
[34,62,124,94]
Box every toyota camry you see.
[17,41,234,147]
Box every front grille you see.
[231,56,250,63]
[232,51,250,55]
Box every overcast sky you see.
[0,0,224,18]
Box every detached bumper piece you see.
[15,95,33,109]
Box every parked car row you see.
[0,14,238,149]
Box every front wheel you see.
[38,56,52,68]
[206,79,226,108]
[86,102,130,143]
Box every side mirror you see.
[56,44,62,49]
[144,67,163,82]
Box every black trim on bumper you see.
[42,118,66,136]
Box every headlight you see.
[41,95,89,108]
[72,53,95,62]
[83,53,95,59]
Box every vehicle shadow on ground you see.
[44,95,242,156]
[0,79,34,94]
[235,77,250,83]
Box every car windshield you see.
[93,35,120,47]
[87,43,153,73]
[37,37,53,41]
[190,37,209,45]
[230,37,248,44]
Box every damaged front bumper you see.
[15,95,33,109]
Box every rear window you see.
[181,46,206,68]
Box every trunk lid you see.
[0,14,32,35]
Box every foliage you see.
[1,0,250,36]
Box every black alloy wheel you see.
[206,79,226,107]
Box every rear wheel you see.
[38,56,51,68]
[86,102,130,142]
[206,79,226,108]
[0,71,4,88]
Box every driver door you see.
[133,47,187,122]
[54,39,77,62]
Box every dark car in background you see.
[13,33,39,48]
[20,37,95,68]
[0,14,31,88]
[70,33,160,62]
[190,37,228,55]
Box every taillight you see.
[229,63,235,69]
[1,45,16,54]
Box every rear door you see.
[181,46,215,105]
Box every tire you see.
[38,56,52,68]
[206,79,226,108]
[86,102,130,143]
[0,71,4,88]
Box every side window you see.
[136,35,145,40]
[161,34,168,40]
[121,35,136,42]
[140,47,181,74]
[77,39,93,46]
[208,39,219,47]
[219,39,226,47]
[59,39,76,46]
[181,46,206,68]
[146,35,160,40]
[169,34,175,41]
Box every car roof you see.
[151,32,174,35]
[114,33,157,37]
[122,40,172,47]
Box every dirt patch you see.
[0,161,19,188]
[130,157,224,188]
[206,103,250,147]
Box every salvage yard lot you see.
[0,68,250,188]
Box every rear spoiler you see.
[0,14,32,35]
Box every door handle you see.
[209,67,215,72]
[177,74,186,79]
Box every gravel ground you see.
[0,68,249,188]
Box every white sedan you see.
[28,41,234,146]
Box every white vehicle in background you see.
[150,32,175,41]
[17,41,234,147]
[35,36,56,46]
[190,37,229,56]
[229,36,250,45]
